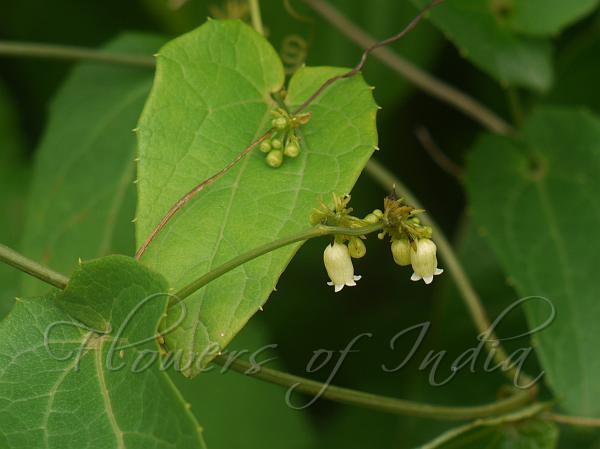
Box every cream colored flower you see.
[410,238,443,284]
[323,241,361,292]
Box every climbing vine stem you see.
[170,223,383,305]
[248,0,265,36]
[0,243,68,290]
[214,355,533,420]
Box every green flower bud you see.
[372,209,383,218]
[348,237,366,258]
[363,213,379,224]
[410,238,443,285]
[271,138,283,149]
[259,141,272,153]
[391,238,411,266]
[272,117,288,130]
[266,150,283,168]
[284,142,300,158]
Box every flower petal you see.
[334,284,344,293]
[410,272,421,281]
[423,275,434,284]
[434,268,444,275]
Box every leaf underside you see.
[466,107,600,417]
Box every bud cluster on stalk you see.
[311,193,443,292]
[260,107,311,168]
[379,196,443,285]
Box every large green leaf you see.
[0,255,206,449]
[466,107,600,417]
[412,0,553,91]
[136,19,378,376]
[19,34,163,296]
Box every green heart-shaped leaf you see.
[466,107,600,416]
[0,255,206,449]
[136,20,378,376]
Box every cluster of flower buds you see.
[380,196,443,284]
[311,193,443,292]
[260,108,311,168]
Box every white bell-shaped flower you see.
[410,238,443,284]
[323,241,361,292]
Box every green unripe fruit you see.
[284,143,300,158]
[266,150,283,168]
[259,141,272,153]
[348,237,366,259]
[272,117,288,130]
[271,138,283,149]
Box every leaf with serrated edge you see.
[466,107,600,417]
[0,255,206,449]
[136,20,378,376]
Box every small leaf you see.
[466,107,600,416]
[411,0,553,91]
[419,417,558,449]
[501,0,599,36]
[136,20,378,376]
[19,34,163,296]
[0,255,206,449]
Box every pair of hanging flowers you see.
[313,194,443,292]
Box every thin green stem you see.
[0,243,69,290]
[302,0,513,136]
[0,41,155,67]
[248,0,265,36]
[171,223,382,305]
[364,160,534,388]
[214,355,533,420]
[545,413,600,428]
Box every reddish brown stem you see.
[135,129,273,260]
